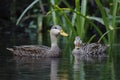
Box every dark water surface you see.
[0,48,120,80]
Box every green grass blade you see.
[80,0,87,36]
[111,0,118,43]
[71,9,77,26]
[112,0,118,28]
[16,0,39,25]
[87,20,108,43]
[87,16,104,25]
[95,0,111,44]
[61,0,72,8]
[95,0,109,29]
[50,0,58,24]
[75,0,87,39]
[88,34,96,43]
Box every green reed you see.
[50,0,58,25]
[49,0,87,42]
[16,0,119,45]
[95,0,119,45]
[16,0,39,25]
[49,0,101,43]
[49,0,119,45]
[75,0,87,40]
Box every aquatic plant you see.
[16,0,120,45]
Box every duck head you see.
[50,25,68,37]
[74,36,82,49]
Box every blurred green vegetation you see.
[0,0,120,45]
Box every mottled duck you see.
[72,36,108,60]
[7,25,68,58]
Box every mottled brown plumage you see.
[7,25,68,58]
[72,36,108,62]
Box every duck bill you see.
[76,46,80,49]
[60,30,68,36]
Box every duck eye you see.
[54,27,57,29]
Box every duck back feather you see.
[7,45,61,58]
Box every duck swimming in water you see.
[7,25,68,58]
[72,36,108,61]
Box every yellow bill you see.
[75,41,81,49]
[76,46,80,49]
[60,30,68,36]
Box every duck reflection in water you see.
[11,57,59,80]
[72,36,108,64]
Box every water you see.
[0,51,120,80]
[0,57,70,80]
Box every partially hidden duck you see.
[72,36,108,61]
[7,25,68,58]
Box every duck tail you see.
[6,48,14,52]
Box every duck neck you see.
[50,34,58,48]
